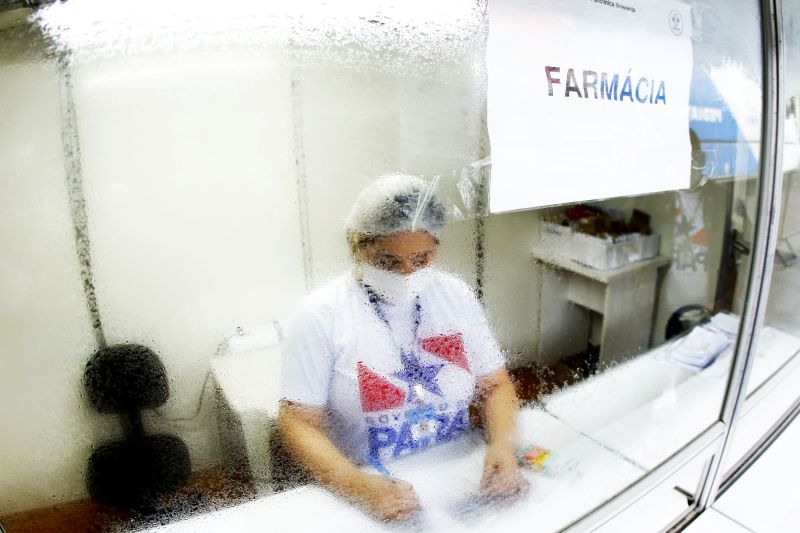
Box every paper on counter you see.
[706,312,740,338]
[659,324,733,370]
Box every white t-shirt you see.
[280,268,505,467]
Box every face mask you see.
[357,264,426,305]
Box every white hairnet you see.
[345,174,446,238]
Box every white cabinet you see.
[532,247,671,364]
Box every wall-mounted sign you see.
[488,0,693,212]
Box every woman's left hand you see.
[479,444,530,502]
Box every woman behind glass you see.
[277,175,528,521]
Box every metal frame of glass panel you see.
[696,0,786,509]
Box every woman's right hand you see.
[278,404,421,522]
[352,473,422,522]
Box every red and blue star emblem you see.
[358,333,469,412]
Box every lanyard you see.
[365,287,422,347]
[362,287,438,476]
[363,286,426,400]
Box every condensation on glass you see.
[0,0,795,532]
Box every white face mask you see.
[357,264,426,305]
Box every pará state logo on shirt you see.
[358,333,473,462]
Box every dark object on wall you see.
[84,344,191,514]
[87,435,192,514]
[665,305,713,340]
[84,344,169,413]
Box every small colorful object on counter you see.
[516,444,551,471]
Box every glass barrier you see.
[0,1,773,531]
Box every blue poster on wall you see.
[689,66,760,178]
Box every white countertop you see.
[138,409,644,533]
[545,322,800,470]
[142,319,800,532]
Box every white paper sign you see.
[488,0,693,212]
